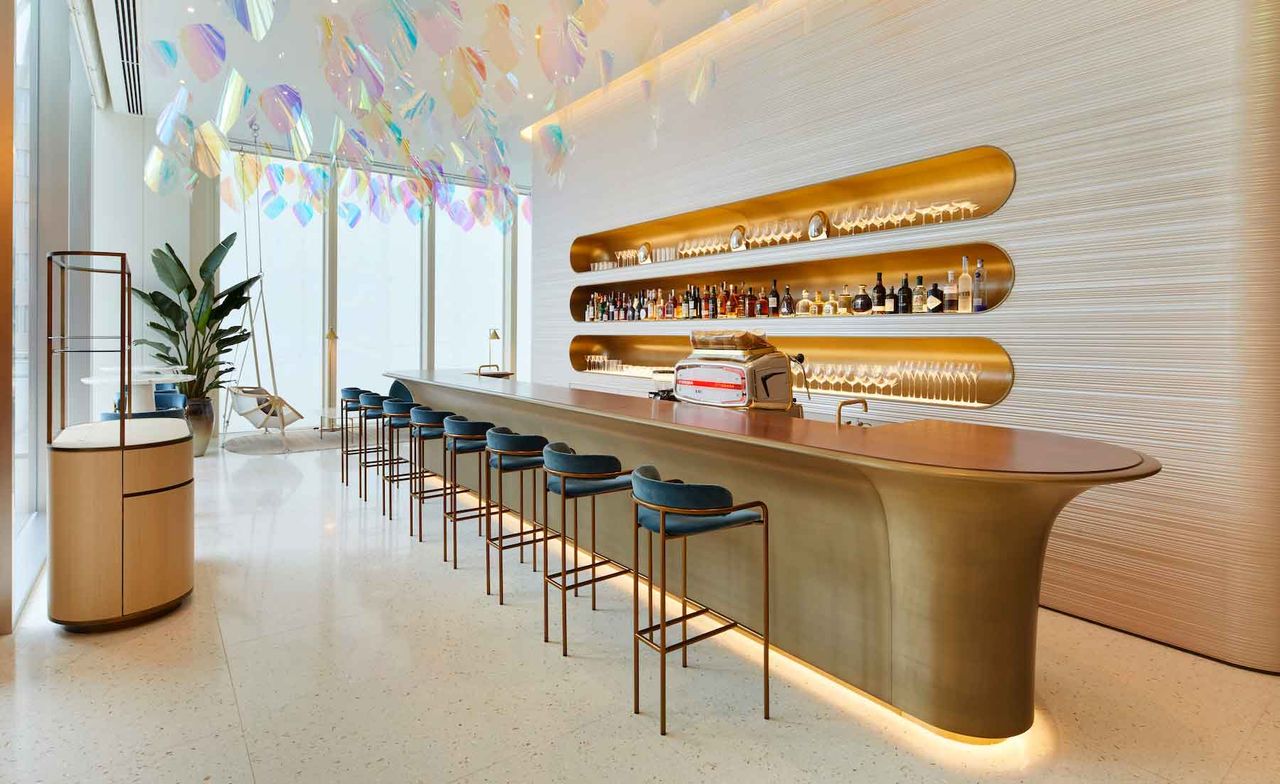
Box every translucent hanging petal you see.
[421,0,464,56]
[215,69,251,134]
[481,3,524,74]
[155,86,191,145]
[536,14,587,85]
[223,0,276,42]
[193,121,229,178]
[149,40,178,73]
[143,147,178,194]
[179,23,227,82]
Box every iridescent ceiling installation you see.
[143,0,755,227]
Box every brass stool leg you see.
[559,490,568,656]
[441,438,449,562]
[542,482,551,643]
[763,510,770,720]
[476,451,484,538]
[484,458,492,595]
[659,516,668,737]
[518,468,526,565]
[340,406,347,484]
[682,537,688,669]
[452,447,460,569]
[591,496,598,610]
[632,501,640,716]
[357,413,365,500]
[572,498,580,598]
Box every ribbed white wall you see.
[529,0,1280,671]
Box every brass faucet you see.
[835,398,870,427]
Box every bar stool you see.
[484,427,551,604]
[339,387,367,485]
[629,464,770,736]
[380,399,417,521]
[541,441,633,656]
[408,406,452,543]
[441,415,502,569]
[357,392,390,501]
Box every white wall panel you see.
[530,0,1279,670]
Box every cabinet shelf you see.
[570,145,1015,273]
[570,242,1012,321]
[570,334,1013,409]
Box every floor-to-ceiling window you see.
[515,194,532,379]
[433,185,507,371]
[336,168,423,395]
[218,153,325,430]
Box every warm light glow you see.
[450,484,1059,771]
[520,0,790,142]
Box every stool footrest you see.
[545,557,630,591]
[638,619,739,654]
[488,530,559,551]
[446,502,507,522]
[637,607,711,638]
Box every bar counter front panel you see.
[391,370,1158,740]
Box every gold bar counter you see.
[390,370,1160,740]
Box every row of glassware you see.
[793,360,985,405]
[587,198,983,271]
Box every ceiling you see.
[102,0,758,187]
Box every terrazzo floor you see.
[1,446,1277,783]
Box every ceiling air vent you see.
[113,0,143,115]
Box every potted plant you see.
[132,232,258,456]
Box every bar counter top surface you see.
[388,369,1159,480]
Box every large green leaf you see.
[148,290,187,331]
[213,274,260,302]
[199,233,237,282]
[150,246,196,301]
[209,293,251,324]
[147,321,182,345]
[216,332,252,351]
[192,284,214,330]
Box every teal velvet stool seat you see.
[541,442,634,656]
[441,415,503,569]
[357,392,390,502]
[629,464,770,736]
[407,406,452,543]
[379,399,417,522]
[483,427,552,605]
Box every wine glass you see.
[884,365,902,399]
[967,363,982,404]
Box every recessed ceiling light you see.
[179,79,186,85]
[278,51,284,59]
[186,6,194,12]
[526,92,534,99]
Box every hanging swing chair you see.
[220,122,305,451]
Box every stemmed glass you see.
[966,363,981,405]
[852,363,870,396]
[870,365,889,397]
[884,365,902,398]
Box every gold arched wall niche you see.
[570,145,1015,272]
[570,242,1013,321]
[570,334,1013,409]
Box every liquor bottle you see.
[797,289,813,316]
[781,285,795,317]
[709,285,719,319]
[927,281,945,313]
[637,294,647,321]
[755,288,769,318]
[585,294,595,322]
[768,279,780,317]
[745,286,758,318]
[852,284,873,314]
[973,259,987,312]
[837,284,853,315]
[811,288,824,316]
[872,272,887,314]
[913,276,927,313]
[958,256,973,314]
[944,270,958,313]
[719,283,729,317]
[885,284,899,314]
[897,275,912,314]
[823,289,838,316]
[666,289,676,319]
